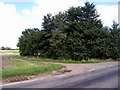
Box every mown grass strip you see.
[2,61,64,78]
[14,55,118,64]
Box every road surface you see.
[2,64,119,89]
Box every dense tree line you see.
[17,2,120,61]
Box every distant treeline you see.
[17,2,120,61]
[0,46,19,50]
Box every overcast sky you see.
[0,0,119,48]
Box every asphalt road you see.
[2,64,120,89]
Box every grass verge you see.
[13,55,119,64]
[2,61,64,78]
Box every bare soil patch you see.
[2,55,17,69]
[0,50,19,69]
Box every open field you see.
[0,50,19,55]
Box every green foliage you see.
[17,2,120,61]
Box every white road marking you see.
[2,78,44,86]
[3,74,65,86]
[54,75,65,77]
[89,69,95,71]
[99,67,105,69]
[109,65,113,66]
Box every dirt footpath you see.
[43,61,119,76]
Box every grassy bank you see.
[2,61,64,78]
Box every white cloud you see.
[22,9,31,16]
[22,0,85,27]
[34,0,84,15]
[87,0,119,2]
[96,5,118,27]
[0,2,40,48]
[0,2,22,48]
